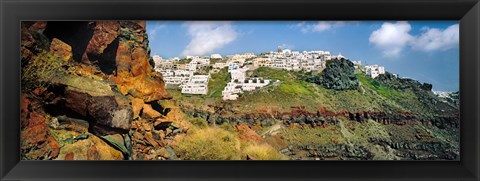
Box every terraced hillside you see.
[167,59,459,160]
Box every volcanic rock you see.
[49,38,73,62]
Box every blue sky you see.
[146,21,459,92]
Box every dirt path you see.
[260,122,284,137]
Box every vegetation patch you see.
[207,68,230,98]
[21,51,65,91]
[242,143,288,160]
[174,127,242,160]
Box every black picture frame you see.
[1,0,479,180]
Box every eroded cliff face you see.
[20,21,174,160]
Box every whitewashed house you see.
[181,75,209,95]
[187,62,198,72]
[222,82,243,100]
[230,68,247,82]
[241,78,270,91]
[365,65,385,78]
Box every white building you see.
[211,54,222,59]
[365,65,385,78]
[187,62,198,72]
[192,56,210,65]
[351,60,362,69]
[228,63,240,72]
[241,78,270,91]
[213,62,227,69]
[159,69,174,77]
[222,82,243,100]
[181,75,209,95]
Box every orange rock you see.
[130,97,144,119]
[142,122,152,132]
[21,47,34,62]
[64,152,75,160]
[153,117,169,127]
[142,104,162,119]
[56,133,123,160]
[87,146,101,160]
[236,124,264,144]
[113,72,172,102]
[47,136,61,158]
[83,21,120,63]
[28,21,47,32]
[21,122,61,160]
[50,38,72,61]
[130,48,150,77]
[144,132,159,147]
[115,40,132,75]
[20,96,30,128]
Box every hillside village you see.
[154,47,387,100]
[19,21,460,161]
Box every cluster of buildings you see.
[221,65,273,100]
[153,55,210,95]
[251,48,337,72]
[152,46,388,98]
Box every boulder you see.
[130,97,145,119]
[82,21,120,63]
[48,74,133,134]
[49,38,72,62]
[20,95,61,160]
[21,21,49,63]
[142,103,162,119]
[56,133,124,160]
[21,122,61,160]
[144,132,159,147]
[101,134,131,157]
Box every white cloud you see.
[369,21,459,57]
[411,24,459,51]
[369,21,414,57]
[278,43,294,50]
[181,21,238,56]
[147,22,166,40]
[295,21,347,33]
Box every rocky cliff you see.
[20,21,174,160]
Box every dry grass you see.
[242,143,288,160]
[173,127,241,160]
[21,51,64,92]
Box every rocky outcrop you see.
[20,21,172,160]
[56,132,124,160]
[20,96,61,160]
[21,21,49,65]
[45,74,133,135]
[304,58,359,90]
[109,22,172,101]
[49,38,73,62]
[82,21,120,64]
